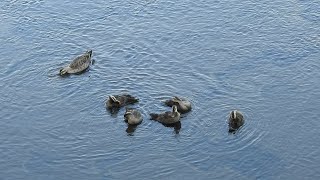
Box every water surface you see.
[1,0,320,179]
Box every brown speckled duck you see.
[150,105,180,124]
[164,96,192,113]
[228,110,244,132]
[60,50,92,75]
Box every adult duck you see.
[150,105,180,124]
[60,50,92,75]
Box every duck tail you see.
[150,113,158,120]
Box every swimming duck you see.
[150,105,180,124]
[106,94,139,109]
[124,108,143,125]
[60,50,92,75]
[164,96,192,113]
[228,110,244,132]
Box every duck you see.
[228,110,244,132]
[60,50,92,75]
[124,108,143,125]
[164,96,192,113]
[106,94,139,109]
[150,105,180,124]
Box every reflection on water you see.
[161,121,182,135]
[0,0,320,179]
[107,107,121,116]
[126,124,138,136]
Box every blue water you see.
[1,0,320,179]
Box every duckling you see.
[164,96,192,113]
[124,108,143,125]
[150,105,180,124]
[60,50,92,75]
[106,94,139,109]
[228,110,244,132]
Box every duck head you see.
[86,50,93,58]
[230,110,237,120]
[124,108,133,117]
[172,105,180,116]
[109,95,121,107]
[165,97,181,106]
[228,110,244,132]
[172,105,178,112]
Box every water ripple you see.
[1,0,319,179]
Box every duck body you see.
[164,96,192,114]
[228,110,244,132]
[124,108,143,125]
[106,94,139,109]
[60,50,92,75]
[150,105,180,124]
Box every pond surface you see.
[1,0,320,179]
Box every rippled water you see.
[1,0,320,179]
